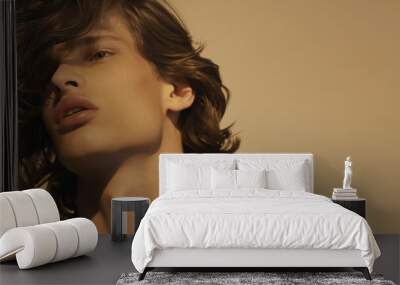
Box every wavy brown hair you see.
[17,0,240,218]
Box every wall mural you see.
[17,0,240,233]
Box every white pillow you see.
[266,166,307,191]
[211,169,267,190]
[237,159,309,191]
[167,162,211,191]
[166,159,236,192]
[237,169,267,188]
[211,168,236,190]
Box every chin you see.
[55,140,113,174]
[55,126,164,172]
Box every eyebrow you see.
[71,34,125,46]
[56,34,125,54]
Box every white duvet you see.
[131,189,381,273]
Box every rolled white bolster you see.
[0,226,57,269]
[42,221,79,263]
[24,188,60,224]
[65,218,98,257]
[0,218,98,269]
[0,196,17,237]
[0,191,39,228]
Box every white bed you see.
[131,153,381,280]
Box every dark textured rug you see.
[116,271,396,285]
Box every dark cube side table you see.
[332,198,366,218]
[111,197,150,242]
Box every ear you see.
[163,83,195,113]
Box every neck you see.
[76,115,182,233]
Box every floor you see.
[0,234,398,285]
[0,235,135,285]
[374,234,400,284]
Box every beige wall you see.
[171,0,400,234]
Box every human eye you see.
[88,50,112,62]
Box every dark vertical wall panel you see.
[0,0,18,192]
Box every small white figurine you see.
[342,156,352,189]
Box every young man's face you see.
[42,11,174,174]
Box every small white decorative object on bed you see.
[236,169,267,189]
[211,169,267,190]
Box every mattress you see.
[131,189,381,273]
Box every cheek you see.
[111,94,164,148]
[94,71,166,151]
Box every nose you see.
[51,64,84,94]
